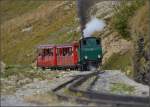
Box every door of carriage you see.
[56,46,74,66]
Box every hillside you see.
[0,0,47,22]
[1,0,121,65]
[1,0,79,64]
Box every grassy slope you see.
[0,0,47,23]
[1,1,79,65]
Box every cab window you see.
[83,40,86,45]
[96,39,100,45]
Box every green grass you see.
[64,88,83,97]
[1,65,46,79]
[103,51,133,75]
[0,0,47,22]
[1,65,49,94]
[111,83,135,95]
[1,64,68,79]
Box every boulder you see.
[9,75,18,81]
[17,78,32,86]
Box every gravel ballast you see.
[92,70,149,97]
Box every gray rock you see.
[92,70,149,97]
[1,78,16,86]
[17,78,32,86]
[21,26,32,32]
[9,75,18,81]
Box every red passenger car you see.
[37,43,79,69]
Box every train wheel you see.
[80,64,88,71]
[79,65,83,71]
[84,65,88,71]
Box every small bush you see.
[111,83,135,94]
[1,65,46,80]
[112,0,145,39]
[103,52,133,76]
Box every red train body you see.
[37,43,79,69]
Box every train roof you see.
[57,44,73,48]
[80,37,97,40]
[37,45,55,49]
[37,43,78,49]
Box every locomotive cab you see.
[78,37,102,71]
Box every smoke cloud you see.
[77,0,95,35]
[83,17,106,38]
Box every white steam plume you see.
[83,17,106,38]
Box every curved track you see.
[52,71,150,107]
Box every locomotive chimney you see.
[76,0,91,37]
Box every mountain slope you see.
[1,1,78,64]
[0,0,47,23]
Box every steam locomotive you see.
[36,37,102,71]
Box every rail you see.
[52,71,150,107]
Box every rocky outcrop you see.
[129,2,150,84]
[102,32,132,64]
[90,1,120,20]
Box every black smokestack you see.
[77,0,96,36]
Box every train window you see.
[68,48,73,56]
[63,48,66,56]
[50,49,53,56]
[96,39,100,45]
[83,40,86,45]
[43,49,53,56]
[62,48,72,56]
[44,49,49,56]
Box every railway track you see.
[52,71,150,107]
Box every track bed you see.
[52,71,149,107]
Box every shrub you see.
[103,52,133,76]
[112,0,145,39]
